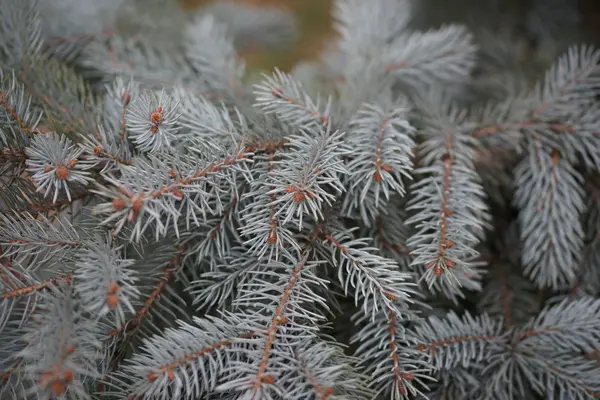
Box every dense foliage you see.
[1,0,600,399]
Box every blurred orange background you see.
[180,0,334,71]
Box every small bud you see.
[551,148,561,166]
[107,282,119,295]
[40,372,54,386]
[50,381,67,396]
[294,191,305,203]
[107,294,119,309]
[112,198,127,211]
[171,190,183,201]
[55,165,69,180]
[151,110,162,125]
[132,197,144,215]
[63,371,74,382]
[373,171,383,183]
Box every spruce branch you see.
[92,144,252,241]
[16,287,103,399]
[184,14,245,95]
[111,316,248,400]
[351,304,433,399]
[2,0,600,398]
[472,45,600,170]
[107,244,185,341]
[0,69,44,146]
[0,211,85,267]
[406,92,490,299]
[265,127,346,229]
[189,248,267,312]
[411,311,507,371]
[239,148,300,262]
[333,0,412,56]
[342,103,415,225]
[254,69,331,129]
[17,56,103,136]
[0,0,43,68]
[515,297,600,355]
[126,89,180,154]
[26,133,97,203]
[383,25,478,87]
[215,252,331,398]
[514,141,585,289]
[73,235,139,328]
[317,226,417,322]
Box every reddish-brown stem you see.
[107,248,183,338]
[373,118,392,182]
[517,327,561,341]
[115,149,248,210]
[251,254,309,394]
[271,87,329,125]
[294,350,334,399]
[388,310,414,395]
[320,227,397,301]
[385,51,456,73]
[416,333,501,356]
[0,91,39,137]
[267,150,279,245]
[472,61,593,139]
[1,274,73,302]
[425,138,457,277]
[91,145,133,166]
[146,332,258,383]
[2,191,89,217]
[6,238,82,247]
[0,147,27,164]
[209,197,238,240]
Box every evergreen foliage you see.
[1,0,600,399]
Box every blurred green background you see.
[180,0,600,73]
[181,0,335,72]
